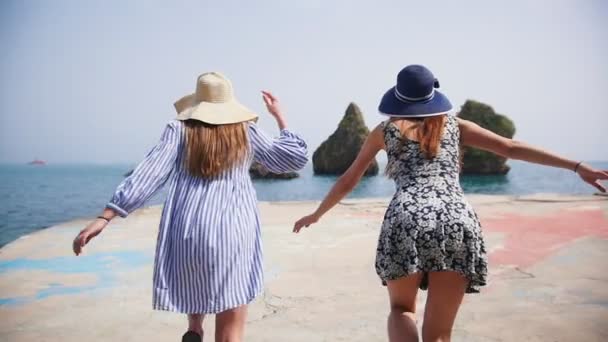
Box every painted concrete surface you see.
[0,195,607,341]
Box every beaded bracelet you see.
[574,161,582,173]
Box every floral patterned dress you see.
[375,115,488,293]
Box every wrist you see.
[96,216,111,225]
[276,117,287,130]
[101,208,118,220]
[574,161,583,173]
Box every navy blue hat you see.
[378,65,453,117]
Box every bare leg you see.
[187,314,205,338]
[422,271,468,342]
[215,305,248,342]
[386,272,424,342]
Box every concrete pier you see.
[1,194,607,341]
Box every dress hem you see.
[378,266,487,294]
[152,289,263,314]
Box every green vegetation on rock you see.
[458,100,516,175]
[312,102,379,176]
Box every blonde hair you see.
[183,120,249,178]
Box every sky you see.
[0,0,606,164]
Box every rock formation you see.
[312,103,379,176]
[249,162,299,180]
[127,164,298,180]
[458,100,516,174]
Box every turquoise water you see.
[1,161,606,248]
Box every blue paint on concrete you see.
[0,250,151,306]
[0,297,26,306]
[0,251,149,274]
[567,288,608,308]
[550,252,580,265]
[35,283,99,300]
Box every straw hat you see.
[174,72,258,124]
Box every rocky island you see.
[249,162,299,180]
[458,100,516,175]
[125,163,299,180]
[312,102,379,176]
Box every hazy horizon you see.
[1,0,607,164]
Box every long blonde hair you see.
[183,120,249,178]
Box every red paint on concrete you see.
[345,206,608,269]
[482,209,608,268]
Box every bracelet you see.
[574,161,583,173]
[96,216,111,223]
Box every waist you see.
[395,173,459,184]
[394,176,460,193]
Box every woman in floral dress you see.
[294,65,608,342]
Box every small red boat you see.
[28,159,47,166]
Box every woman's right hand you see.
[293,213,320,233]
[577,164,608,192]
[261,90,287,130]
[261,90,282,118]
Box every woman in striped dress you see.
[72,72,308,342]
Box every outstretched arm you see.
[249,90,308,173]
[293,124,385,233]
[458,118,608,192]
[73,121,181,255]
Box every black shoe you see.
[182,331,202,342]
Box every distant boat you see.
[28,159,46,166]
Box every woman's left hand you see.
[577,164,608,192]
[293,214,320,233]
[72,220,106,255]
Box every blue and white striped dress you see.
[106,120,308,314]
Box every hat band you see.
[394,87,435,103]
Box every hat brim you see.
[174,94,258,125]
[378,87,453,118]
